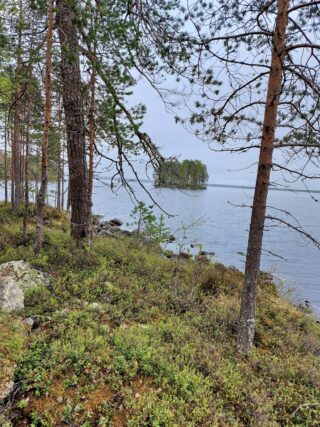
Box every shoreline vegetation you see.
[0,204,319,426]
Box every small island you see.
[154,159,209,189]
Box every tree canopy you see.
[154,159,209,189]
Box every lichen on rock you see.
[0,260,51,312]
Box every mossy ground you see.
[0,313,27,400]
[0,203,319,426]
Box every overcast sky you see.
[129,79,262,187]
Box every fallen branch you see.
[290,402,320,419]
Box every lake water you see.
[1,181,319,318]
[92,182,320,318]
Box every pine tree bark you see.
[12,24,22,210]
[87,65,96,245]
[10,113,14,206]
[57,0,89,239]
[4,111,8,205]
[23,71,32,243]
[61,137,65,210]
[34,0,54,254]
[237,0,289,353]
[12,0,25,211]
[35,146,39,200]
[57,95,62,210]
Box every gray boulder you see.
[96,228,115,237]
[95,218,134,239]
[199,250,215,256]
[0,261,51,312]
[109,218,123,227]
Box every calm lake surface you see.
[1,181,319,317]
[92,182,320,318]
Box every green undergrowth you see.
[0,313,28,401]
[0,204,319,426]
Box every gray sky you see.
[130,79,261,187]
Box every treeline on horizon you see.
[0,0,319,353]
[154,159,209,189]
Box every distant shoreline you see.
[101,177,320,194]
[207,183,320,194]
[154,184,207,190]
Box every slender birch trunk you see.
[237,0,289,353]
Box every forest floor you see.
[0,204,319,426]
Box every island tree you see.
[155,159,209,189]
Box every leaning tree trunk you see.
[34,0,54,254]
[57,0,89,240]
[237,0,289,353]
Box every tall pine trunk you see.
[57,95,62,210]
[10,113,14,206]
[12,10,23,211]
[12,71,21,211]
[23,71,32,242]
[87,65,96,245]
[4,111,8,205]
[35,146,39,200]
[237,0,289,353]
[34,0,54,254]
[57,0,89,240]
[61,136,65,210]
